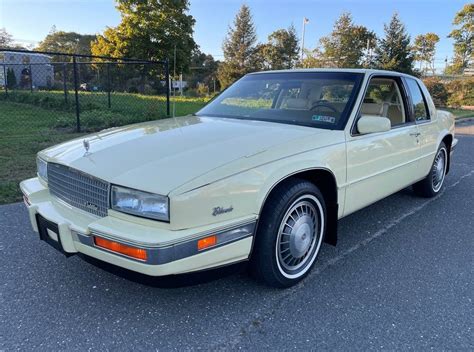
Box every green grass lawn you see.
[0,93,208,204]
[3,89,208,131]
[443,108,474,119]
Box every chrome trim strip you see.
[75,221,256,265]
[90,219,257,248]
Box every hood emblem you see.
[84,201,99,211]
[83,139,91,156]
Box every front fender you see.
[170,142,346,230]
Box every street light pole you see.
[301,17,309,61]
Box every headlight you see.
[36,156,48,182]
[111,185,169,221]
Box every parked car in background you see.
[21,69,457,287]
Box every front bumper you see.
[451,138,459,154]
[20,177,256,276]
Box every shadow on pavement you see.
[78,253,250,288]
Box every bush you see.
[446,78,474,107]
[185,88,199,97]
[54,110,138,132]
[423,78,448,107]
[196,83,209,97]
[6,90,71,111]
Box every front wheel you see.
[413,142,448,197]
[251,179,326,288]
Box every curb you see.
[455,117,474,124]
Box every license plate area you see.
[36,214,73,257]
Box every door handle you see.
[410,132,421,137]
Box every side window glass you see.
[405,78,429,121]
[361,78,406,127]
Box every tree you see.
[299,48,327,68]
[413,33,440,75]
[6,68,17,88]
[218,4,258,88]
[0,27,13,48]
[258,26,299,70]
[92,0,196,72]
[188,49,219,91]
[37,29,96,57]
[375,13,414,74]
[0,27,26,50]
[317,13,375,68]
[446,4,473,74]
[253,43,273,70]
[36,28,97,85]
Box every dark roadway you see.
[1,121,473,351]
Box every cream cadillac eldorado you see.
[20,69,458,287]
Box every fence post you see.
[3,64,8,97]
[29,64,33,93]
[72,56,81,132]
[107,63,111,109]
[62,63,68,104]
[165,59,170,116]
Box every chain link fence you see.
[0,49,170,133]
[0,49,172,203]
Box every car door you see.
[343,75,421,217]
[403,77,439,179]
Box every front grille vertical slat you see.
[47,163,109,217]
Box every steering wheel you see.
[310,101,338,113]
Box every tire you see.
[413,142,448,198]
[251,178,326,288]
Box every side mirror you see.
[357,115,391,134]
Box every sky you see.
[0,0,469,70]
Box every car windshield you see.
[196,72,364,129]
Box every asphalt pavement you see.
[1,121,473,351]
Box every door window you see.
[361,78,407,127]
[405,78,429,121]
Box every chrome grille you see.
[47,163,109,217]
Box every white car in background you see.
[21,69,457,287]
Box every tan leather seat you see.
[361,103,383,116]
[387,105,405,125]
[307,88,323,108]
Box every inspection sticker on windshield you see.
[312,115,336,123]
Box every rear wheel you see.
[413,142,448,197]
[251,179,326,288]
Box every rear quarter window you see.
[405,78,430,121]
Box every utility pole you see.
[301,17,309,61]
[173,44,177,117]
[366,38,374,68]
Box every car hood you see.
[41,116,330,195]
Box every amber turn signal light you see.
[94,236,147,261]
[197,235,217,251]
